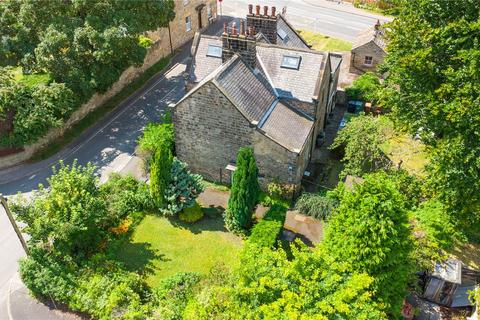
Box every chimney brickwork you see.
[221,21,257,69]
[246,4,278,44]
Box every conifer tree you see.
[224,147,260,233]
[150,142,173,208]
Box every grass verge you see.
[298,30,352,52]
[110,212,242,287]
[13,66,51,87]
[29,56,171,162]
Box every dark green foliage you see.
[0,67,75,147]
[345,72,382,103]
[163,158,204,216]
[248,205,286,248]
[150,144,173,208]
[0,0,175,146]
[331,114,391,178]
[322,171,414,316]
[294,193,337,220]
[224,147,260,233]
[383,0,480,237]
[152,272,201,320]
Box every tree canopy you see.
[383,0,480,237]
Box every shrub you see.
[152,272,201,320]
[150,143,173,208]
[163,158,204,216]
[267,182,295,200]
[224,147,260,233]
[345,72,381,103]
[294,193,337,220]
[137,115,174,166]
[248,205,286,248]
[179,202,204,223]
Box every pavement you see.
[220,0,392,42]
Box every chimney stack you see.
[221,19,257,69]
[248,4,253,15]
[246,4,278,44]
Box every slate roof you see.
[214,56,276,123]
[260,100,313,152]
[256,44,325,102]
[276,14,310,49]
[188,34,223,83]
[353,26,387,51]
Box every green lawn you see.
[12,66,51,87]
[298,30,353,52]
[111,213,242,288]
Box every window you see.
[206,44,222,58]
[281,55,301,70]
[277,28,289,42]
[185,16,191,32]
[183,0,189,5]
[364,55,373,65]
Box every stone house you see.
[173,5,341,188]
[350,20,386,73]
[144,0,217,67]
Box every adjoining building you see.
[173,5,342,188]
[350,20,386,73]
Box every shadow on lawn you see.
[110,240,168,276]
[169,206,229,235]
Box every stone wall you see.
[174,82,254,183]
[350,42,385,73]
[0,0,217,169]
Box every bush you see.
[152,272,201,320]
[267,182,295,200]
[294,193,337,220]
[179,202,204,223]
[137,115,174,167]
[248,205,286,248]
[345,72,381,103]
[163,158,204,216]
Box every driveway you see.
[220,0,391,42]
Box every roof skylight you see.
[277,28,288,41]
[281,55,301,70]
[206,44,222,58]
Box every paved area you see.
[198,188,230,210]
[220,0,391,42]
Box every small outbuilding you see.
[350,20,386,74]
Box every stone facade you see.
[350,41,385,73]
[174,81,312,188]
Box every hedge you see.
[248,205,287,248]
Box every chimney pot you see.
[248,4,253,15]
[223,22,228,34]
[240,20,245,36]
[232,22,237,35]
[271,6,276,16]
[255,5,260,15]
[263,5,268,16]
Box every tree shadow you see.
[168,206,229,234]
[110,240,168,276]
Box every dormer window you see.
[277,28,289,42]
[206,44,222,58]
[281,55,301,70]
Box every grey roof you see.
[330,53,342,72]
[276,14,310,49]
[353,25,387,51]
[256,44,325,102]
[214,55,276,123]
[260,101,313,152]
[189,35,223,83]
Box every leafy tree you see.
[322,172,414,316]
[14,161,113,259]
[162,158,204,216]
[331,114,390,178]
[137,114,174,167]
[224,147,260,233]
[150,143,173,208]
[382,0,480,237]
